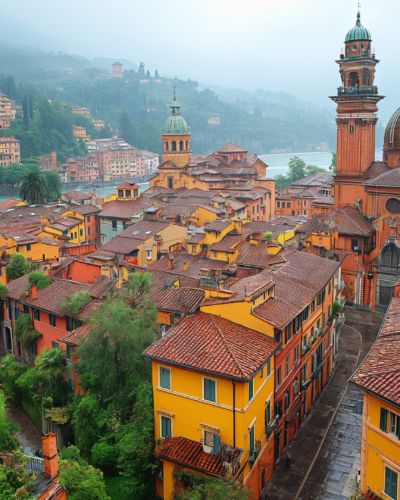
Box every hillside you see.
[0,45,336,157]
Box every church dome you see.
[161,97,190,135]
[384,108,400,150]
[345,12,371,42]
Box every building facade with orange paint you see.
[0,92,15,128]
[0,136,20,166]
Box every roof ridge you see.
[208,314,247,378]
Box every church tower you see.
[161,91,191,167]
[331,11,384,210]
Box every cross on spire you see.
[173,85,176,101]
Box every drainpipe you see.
[232,380,236,449]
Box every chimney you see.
[183,262,188,271]
[168,253,174,270]
[42,433,59,479]
[31,284,37,300]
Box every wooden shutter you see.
[380,408,388,432]
[213,434,220,454]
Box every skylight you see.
[133,230,140,235]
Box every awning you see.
[285,396,304,423]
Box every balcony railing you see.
[337,85,378,96]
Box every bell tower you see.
[161,90,191,167]
[331,11,384,210]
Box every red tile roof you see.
[0,198,23,211]
[149,252,230,278]
[208,234,244,253]
[214,142,248,154]
[64,190,91,200]
[235,241,285,268]
[117,181,139,190]
[102,236,142,254]
[365,161,390,179]
[100,200,156,219]
[150,287,204,314]
[144,312,278,380]
[71,205,102,215]
[118,220,170,240]
[350,296,400,408]
[204,220,232,233]
[156,437,226,476]
[365,167,400,187]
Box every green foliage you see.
[14,314,42,357]
[59,445,88,467]
[0,284,8,299]
[28,272,52,289]
[35,348,68,383]
[45,406,69,425]
[331,151,337,174]
[104,476,136,500]
[263,232,272,239]
[305,164,328,175]
[5,253,31,281]
[59,290,90,317]
[288,156,307,183]
[19,169,46,204]
[274,174,291,190]
[173,470,254,499]
[0,390,20,452]
[43,170,62,202]
[0,451,33,499]
[329,300,343,323]
[59,459,110,500]
[91,442,118,477]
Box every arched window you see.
[349,72,359,87]
[386,198,400,214]
[186,141,189,150]
[172,141,176,151]
[180,141,184,151]
[165,142,169,151]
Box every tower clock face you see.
[352,44,357,52]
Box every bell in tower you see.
[331,10,384,211]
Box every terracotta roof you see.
[100,199,156,219]
[335,206,374,236]
[365,167,400,187]
[204,220,232,233]
[365,161,390,179]
[150,287,204,314]
[160,205,197,218]
[88,249,116,260]
[156,437,225,476]
[236,242,285,268]
[214,142,248,154]
[71,205,102,215]
[149,252,230,278]
[290,172,333,188]
[64,190,91,200]
[208,234,244,253]
[311,196,334,206]
[0,198,24,211]
[102,236,142,254]
[117,181,139,190]
[143,312,278,380]
[59,321,98,346]
[187,233,205,245]
[349,296,400,408]
[118,220,171,240]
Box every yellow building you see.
[143,311,278,500]
[0,93,15,129]
[72,125,91,142]
[0,136,20,166]
[46,217,86,245]
[350,295,400,500]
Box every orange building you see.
[0,136,20,166]
[0,92,15,128]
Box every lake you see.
[0,149,383,203]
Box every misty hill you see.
[91,57,138,72]
[0,44,336,157]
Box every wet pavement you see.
[7,404,43,453]
[263,308,384,500]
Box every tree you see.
[155,70,159,79]
[119,111,135,146]
[98,124,112,139]
[0,284,7,299]
[145,70,151,79]
[331,151,337,174]
[22,96,28,130]
[35,348,69,383]
[172,470,254,500]
[305,164,328,176]
[59,460,110,500]
[43,170,62,202]
[288,156,306,183]
[5,253,31,281]
[0,390,19,452]
[0,451,33,499]
[58,290,90,317]
[14,314,42,361]
[138,62,145,77]
[19,169,46,204]
[274,174,290,190]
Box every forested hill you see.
[0,45,336,157]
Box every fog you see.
[2,0,399,120]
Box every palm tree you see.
[19,169,46,204]
[35,348,69,383]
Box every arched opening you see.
[4,327,12,353]
[172,141,176,151]
[165,142,169,151]
[349,72,359,87]
[180,141,184,151]
[186,141,189,150]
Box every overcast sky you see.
[4,0,399,119]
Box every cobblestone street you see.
[263,308,384,500]
[7,404,43,453]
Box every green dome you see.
[345,12,371,42]
[161,97,190,135]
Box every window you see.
[204,378,216,402]
[88,226,91,236]
[285,355,290,378]
[284,389,291,411]
[49,314,56,327]
[27,243,31,251]
[351,238,359,251]
[385,467,398,500]
[303,306,309,322]
[249,426,255,452]
[388,411,400,438]
[146,250,152,261]
[249,379,254,401]
[303,210,307,215]
[160,367,171,390]
[118,190,123,197]
[276,366,281,387]
[74,232,77,239]
[23,304,29,314]
[265,402,271,426]
[311,300,315,313]
[304,200,308,207]
[52,341,59,349]
[161,416,172,438]
[285,324,291,344]
[112,220,117,230]
[294,345,299,364]
[267,359,271,377]
[34,309,40,321]
[328,282,331,294]
[66,316,73,332]
[87,216,91,222]
[192,246,196,252]
[282,202,286,208]
[277,202,281,208]
[287,202,291,208]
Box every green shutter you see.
[265,403,270,426]
[249,426,255,452]
[385,467,398,500]
[204,379,216,402]
[213,434,220,454]
[380,408,388,431]
[162,417,171,438]
[160,368,170,389]
[249,379,254,401]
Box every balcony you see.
[337,85,378,96]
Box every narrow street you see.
[7,404,43,453]
[263,308,384,500]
